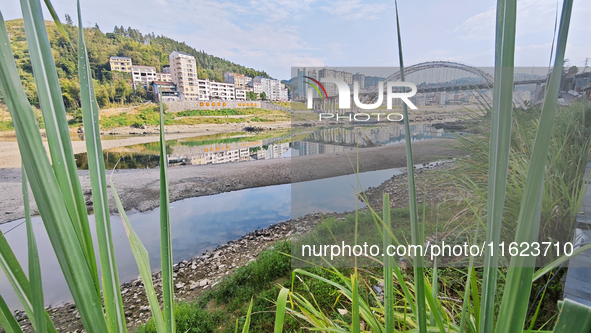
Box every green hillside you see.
[3,19,269,110]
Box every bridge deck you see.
[563,158,591,306]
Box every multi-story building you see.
[169,51,199,101]
[352,73,365,90]
[252,76,289,101]
[224,73,250,89]
[155,72,172,82]
[109,56,132,73]
[193,79,246,101]
[209,81,236,100]
[196,79,210,100]
[152,81,180,102]
[131,65,157,88]
[319,68,353,97]
[247,81,262,94]
[235,89,247,100]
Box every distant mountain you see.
[3,19,269,109]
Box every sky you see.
[2,0,590,80]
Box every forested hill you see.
[4,19,268,109]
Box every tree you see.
[260,91,267,101]
[568,65,579,75]
[65,13,73,25]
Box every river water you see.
[0,168,402,310]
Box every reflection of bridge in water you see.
[294,124,454,156]
[303,61,549,112]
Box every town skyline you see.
[3,0,590,80]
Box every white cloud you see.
[454,0,563,41]
[320,0,386,21]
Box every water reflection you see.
[294,124,452,156]
[74,125,451,170]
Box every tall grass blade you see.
[394,1,427,331]
[459,256,475,333]
[0,294,22,333]
[41,0,70,43]
[0,229,57,333]
[110,180,165,333]
[19,0,99,295]
[383,193,395,332]
[76,2,126,332]
[274,287,289,333]
[23,166,46,333]
[552,299,591,333]
[532,243,591,282]
[351,273,360,333]
[496,1,574,331]
[0,11,108,332]
[242,298,253,333]
[480,0,517,331]
[158,93,175,333]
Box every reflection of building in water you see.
[295,125,452,156]
[295,141,358,156]
[167,136,290,165]
[255,143,290,160]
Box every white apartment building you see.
[131,65,157,88]
[247,81,262,94]
[194,79,246,101]
[252,76,289,101]
[319,68,353,97]
[210,81,236,100]
[155,72,172,82]
[169,51,199,101]
[235,89,247,100]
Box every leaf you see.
[242,298,253,333]
[496,0,574,331]
[0,10,108,332]
[76,2,126,331]
[158,92,175,333]
[110,180,166,333]
[23,165,46,333]
[274,288,289,333]
[41,0,71,44]
[0,293,23,333]
[394,1,427,331]
[479,0,517,330]
[19,0,99,296]
[382,193,395,332]
[553,299,591,333]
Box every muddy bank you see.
[0,138,464,224]
[9,164,456,333]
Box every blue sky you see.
[3,0,590,80]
